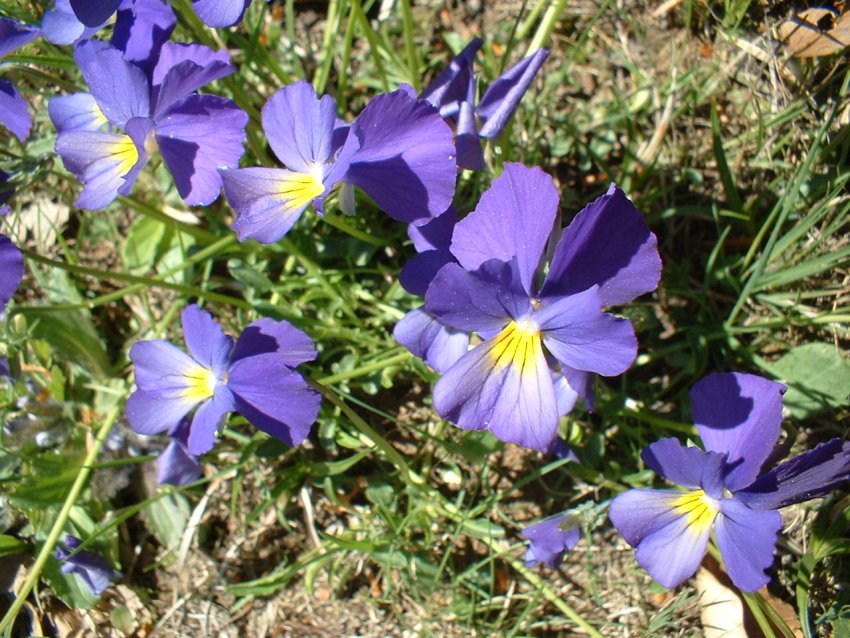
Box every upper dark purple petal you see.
[450,163,558,296]
[736,438,850,510]
[112,0,176,71]
[420,39,482,109]
[155,94,248,205]
[0,80,31,142]
[393,307,469,373]
[193,0,252,27]
[0,233,23,313]
[69,0,121,27]
[42,0,101,46]
[692,372,785,492]
[338,90,456,224]
[0,18,40,59]
[399,249,454,296]
[409,205,456,253]
[455,101,486,170]
[477,48,549,139]
[425,259,531,334]
[540,184,661,306]
[56,535,120,596]
[157,437,203,486]
[152,43,234,117]
[521,512,580,567]
[232,318,316,367]
[715,498,781,592]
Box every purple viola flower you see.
[53,40,247,209]
[55,535,121,596]
[522,512,581,567]
[400,163,660,450]
[157,418,203,486]
[0,233,24,314]
[127,305,321,455]
[69,0,251,29]
[0,18,40,142]
[610,372,850,593]
[43,0,105,46]
[421,40,549,170]
[220,80,456,243]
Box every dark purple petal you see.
[393,307,470,373]
[715,499,781,592]
[112,0,176,70]
[399,249,454,296]
[540,184,661,306]
[186,385,235,454]
[456,101,486,170]
[55,130,146,209]
[156,94,248,205]
[227,354,321,447]
[560,365,595,412]
[425,260,531,333]
[0,18,39,59]
[181,304,233,377]
[536,289,637,376]
[69,0,121,27]
[56,535,120,596]
[193,0,252,27]
[125,388,200,435]
[0,233,23,314]
[157,438,202,486]
[339,89,456,224]
[522,512,581,567]
[232,318,316,367]
[610,489,714,589]
[450,163,558,295]
[642,438,714,490]
[409,205,456,253]
[420,39,481,109]
[152,43,234,116]
[736,439,850,510]
[73,41,151,126]
[42,0,100,46]
[0,80,31,142]
[49,93,107,133]
[433,323,559,450]
[692,372,785,492]
[261,81,337,174]
[477,49,549,138]
[222,167,321,243]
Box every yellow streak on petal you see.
[181,365,218,401]
[672,490,719,533]
[277,171,325,209]
[91,103,107,128]
[489,320,543,373]
[111,135,139,177]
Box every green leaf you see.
[141,492,190,550]
[766,343,850,419]
[0,535,30,558]
[24,310,111,379]
[121,215,168,275]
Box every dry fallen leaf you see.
[778,8,850,58]
[695,566,748,638]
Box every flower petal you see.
[152,43,234,116]
[232,318,316,367]
[222,167,322,243]
[393,307,469,373]
[261,81,337,174]
[192,0,251,28]
[537,289,637,376]
[125,388,200,435]
[49,93,107,134]
[522,512,581,567]
[112,0,176,70]
[641,438,717,490]
[433,322,559,450]
[0,233,23,313]
[228,354,321,447]
[691,372,785,492]
[42,0,98,46]
[450,163,558,295]
[68,0,120,27]
[73,41,151,126]
[0,80,31,142]
[0,18,40,59]
[129,339,203,390]
[477,48,549,139]
[736,439,850,510]
[420,39,481,109]
[715,498,781,593]
[540,184,661,306]
[186,385,236,454]
[409,205,457,253]
[155,94,248,205]
[157,438,202,486]
[181,304,233,376]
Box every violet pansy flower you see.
[522,512,580,567]
[55,535,121,596]
[126,305,321,455]
[0,18,40,142]
[398,163,660,450]
[421,39,549,170]
[220,81,456,243]
[52,40,247,209]
[610,372,850,592]
[69,0,252,28]
[0,233,24,314]
[157,417,203,486]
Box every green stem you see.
[0,408,120,635]
[399,0,421,90]
[316,350,411,384]
[527,0,568,53]
[350,0,389,91]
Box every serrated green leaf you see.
[767,343,850,419]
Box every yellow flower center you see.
[277,170,325,208]
[490,319,542,371]
[182,366,219,401]
[111,135,139,177]
[672,490,719,532]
